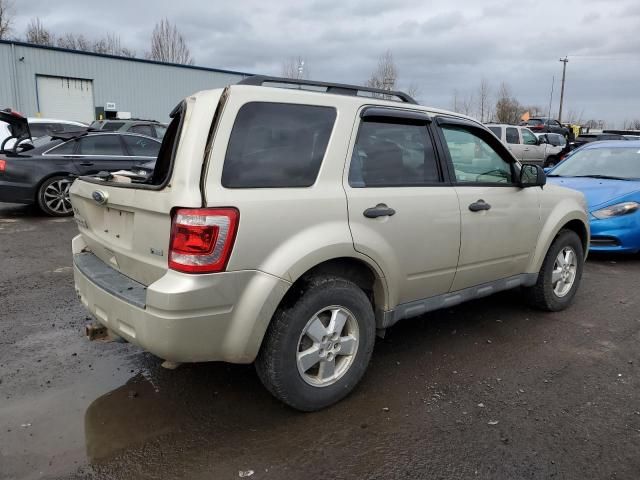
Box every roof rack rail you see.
[238,75,418,104]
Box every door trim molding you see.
[377,273,538,328]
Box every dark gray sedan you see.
[0,131,160,216]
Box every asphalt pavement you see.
[1,202,639,480]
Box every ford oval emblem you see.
[92,190,108,205]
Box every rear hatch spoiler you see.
[0,109,31,153]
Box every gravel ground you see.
[1,202,639,480]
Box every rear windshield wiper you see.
[573,175,632,181]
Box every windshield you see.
[550,146,640,180]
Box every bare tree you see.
[147,19,194,65]
[476,78,491,123]
[405,82,421,100]
[57,32,135,57]
[281,56,308,79]
[494,82,522,124]
[93,33,136,57]
[366,50,398,91]
[25,17,55,46]
[460,91,474,116]
[0,0,13,40]
[563,108,585,125]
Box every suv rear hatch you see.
[69,89,224,286]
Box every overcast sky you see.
[9,0,640,126]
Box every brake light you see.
[0,159,5,172]
[169,207,239,273]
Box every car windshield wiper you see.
[572,175,632,181]
[546,174,563,177]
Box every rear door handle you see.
[363,203,396,218]
[79,162,94,166]
[469,199,491,212]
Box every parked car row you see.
[0,111,161,216]
[486,123,565,166]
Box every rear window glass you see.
[29,124,51,137]
[100,122,125,131]
[129,124,155,137]
[527,119,544,126]
[222,102,336,188]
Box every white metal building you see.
[0,40,250,123]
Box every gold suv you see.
[71,76,589,411]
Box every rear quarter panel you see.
[203,87,362,283]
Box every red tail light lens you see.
[0,159,5,172]
[169,207,239,273]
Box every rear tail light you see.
[169,207,239,273]
[0,159,5,172]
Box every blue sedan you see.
[546,140,640,253]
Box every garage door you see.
[36,76,94,123]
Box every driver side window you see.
[441,126,513,184]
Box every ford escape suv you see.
[71,76,589,411]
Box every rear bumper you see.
[72,235,291,363]
[0,180,36,204]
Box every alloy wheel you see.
[43,179,73,215]
[552,246,577,297]
[296,306,359,387]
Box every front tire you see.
[523,229,584,311]
[37,175,74,217]
[255,276,376,411]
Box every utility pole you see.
[558,57,569,122]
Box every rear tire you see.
[544,156,558,168]
[255,276,375,411]
[37,175,74,217]
[523,229,584,311]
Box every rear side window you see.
[77,135,124,155]
[505,127,520,144]
[47,140,76,155]
[222,102,336,188]
[488,126,502,138]
[349,119,441,187]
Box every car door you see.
[435,117,541,291]
[344,108,461,306]
[521,128,546,164]
[72,134,131,175]
[504,126,525,161]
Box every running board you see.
[378,273,538,329]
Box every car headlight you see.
[592,201,639,219]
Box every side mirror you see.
[520,163,546,188]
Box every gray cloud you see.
[7,0,640,126]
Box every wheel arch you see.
[280,256,389,317]
[528,209,589,273]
